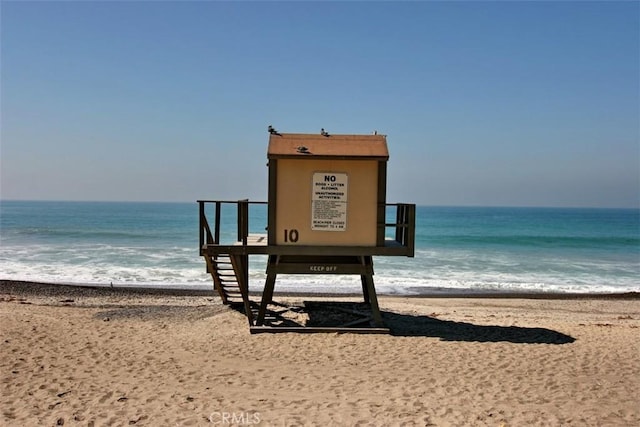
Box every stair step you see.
[208,252,251,306]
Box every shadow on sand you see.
[234,301,575,344]
[382,311,575,344]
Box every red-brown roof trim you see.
[267,133,389,160]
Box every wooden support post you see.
[360,256,370,303]
[256,255,278,326]
[362,271,383,327]
[361,256,375,304]
[361,275,370,304]
[257,272,277,326]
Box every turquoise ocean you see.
[1,200,638,295]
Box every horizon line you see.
[1,198,638,210]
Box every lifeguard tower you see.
[198,129,415,333]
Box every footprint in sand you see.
[99,391,114,404]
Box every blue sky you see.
[2,1,638,208]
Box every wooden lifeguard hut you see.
[198,129,415,333]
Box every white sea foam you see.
[2,261,636,295]
[2,241,638,295]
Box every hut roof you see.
[268,133,389,160]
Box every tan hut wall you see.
[275,158,378,246]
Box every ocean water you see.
[1,200,638,295]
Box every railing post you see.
[214,202,221,244]
[199,201,205,255]
[406,204,416,257]
[395,204,403,243]
[237,199,249,245]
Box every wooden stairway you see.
[204,254,243,304]
[203,253,255,325]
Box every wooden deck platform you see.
[202,236,411,257]
[235,234,267,246]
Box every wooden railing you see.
[198,200,267,255]
[386,203,416,256]
[198,200,415,256]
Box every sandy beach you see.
[1,280,639,426]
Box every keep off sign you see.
[311,173,348,231]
